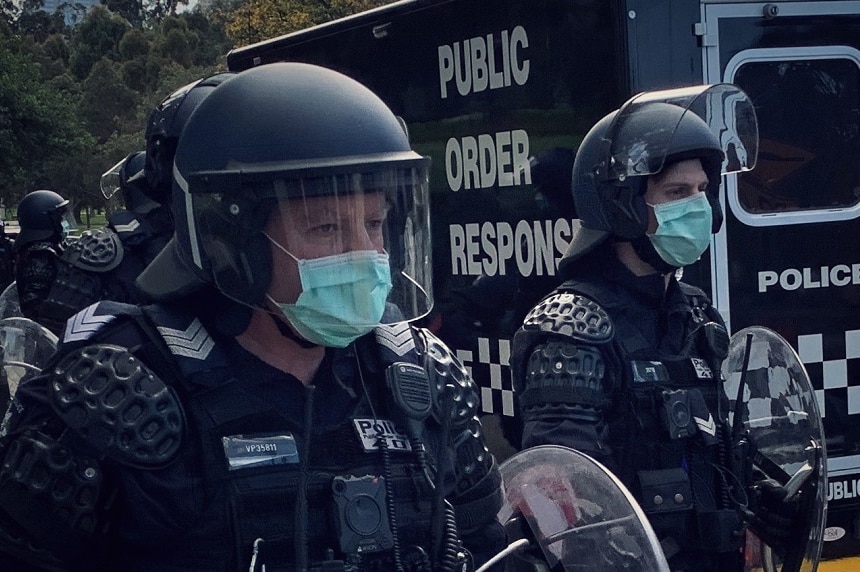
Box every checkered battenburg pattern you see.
[457,330,860,421]
[797,329,860,419]
[456,337,516,417]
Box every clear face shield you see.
[599,83,759,183]
[190,158,433,342]
[100,156,126,201]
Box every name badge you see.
[353,418,413,452]
[222,433,299,471]
[631,360,669,383]
[690,358,713,379]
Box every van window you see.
[732,54,860,215]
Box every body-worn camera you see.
[661,389,696,440]
[332,475,395,555]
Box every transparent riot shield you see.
[486,445,669,572]
[0,281,21,319]
[0,317,58,406]
[723,326,826,572]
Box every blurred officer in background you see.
[0,222,15,291]
[12,189,70,324]
[29,73,234,337]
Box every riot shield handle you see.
[731,332,754,443]
[783,438,823,500]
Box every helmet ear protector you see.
[597,177,650,240]
[197,190,274,305]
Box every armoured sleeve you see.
[414,328,506,562]
[15,246,59,324]
[511,291,617,464]
[0,336,183,569]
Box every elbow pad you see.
[518,340,611,422]
[0,429,109,567]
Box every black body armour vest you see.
[550,277,743,558]
[133,305,466,572]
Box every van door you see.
[702,0,860,555]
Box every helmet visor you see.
[603,83,759,182]
[100,157,126,200]
[191,159,433,326]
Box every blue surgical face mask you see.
[60,219,71,239]
[646,193,713,268]
[264,233,393,348]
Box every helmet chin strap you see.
[269,312,320,349]
[631,234,677,275]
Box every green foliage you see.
[0,35,94,202]
[69,6,130,79]
[0,0,378,212]
[80,58,139,141]
[220,0,390,47]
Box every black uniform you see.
[14,241,62,323]
[32,206,172,336]
[511,255,743,571]
[0,232,15,291]
[0,294,505,571]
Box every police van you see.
[227,0,860,559]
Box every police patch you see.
[353,419,413,452]
[690,357,713,379]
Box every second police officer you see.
[0,62,505,572]
[509,85,800,571]
[31,73,234,337]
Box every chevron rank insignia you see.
[157,318,214,361]
[376,322,415,357]
[63,303,117,343]
[113,219,141,233]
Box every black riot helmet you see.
[14,190,70,250]
[144,72,236,205]
[563,84,758,264]
[100,151,159,214]
[137,62,433,326]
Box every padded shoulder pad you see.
[48,344,184,468]
[521,291,613,344]
[62,228,124,272]
[414,327,480,427]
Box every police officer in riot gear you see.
[31,73,234,337]
[0,222,15,291]
[13,190,70,324]
[0,62,505,572]
[511,85,768,571]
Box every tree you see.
[79,58,139,141]
[102,0,144,28]
[15,8,68,42]
[0,35,94,204]
[69,5,130,79]
[216,0,389,47]
[0,1,230,214]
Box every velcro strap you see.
[452,461,503,534]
